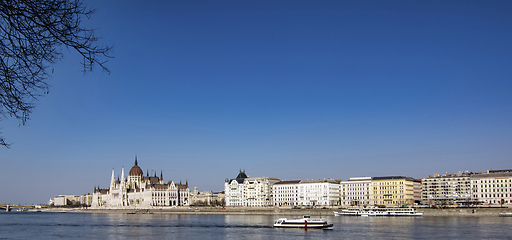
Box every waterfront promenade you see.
[40,206,512,217]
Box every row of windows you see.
[423,183,470,187]
[274,186,298,189]
[152,192,178,197]
[343,196,368,200]
[473,184,511,188]
[423,178,469,182]
[342,192,369,195]
[476,189,510,192]
[374,200,407,204]
[340,183,370,187]
[274,190,298,193]
[422,192,470,195]
[475,194,511,198]
[274,198,298,201]
[342,188,370,191]
[375,186,403,190]
[373,181,406,185]
[473,179,511,183]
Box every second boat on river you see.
[334,207,423,216]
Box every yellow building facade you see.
[372,176,417,206]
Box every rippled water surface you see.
[1,212,511,239]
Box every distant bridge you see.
[0,204,45,212]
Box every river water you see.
[1,212,511,239]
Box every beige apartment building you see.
[372,176,419,206]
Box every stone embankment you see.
[73,206,512,217]
[421,207,511,217]
[77,207,336,215]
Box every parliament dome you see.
[129,158,144,176]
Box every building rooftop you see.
[226,169,249,183]
[300,179,338,184]
[471,171,512,178]
[373,176,417,181]
[274,180,301,185]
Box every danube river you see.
[1,212,511,239]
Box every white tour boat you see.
[273,215,333,229]
[334,207,423,217]
[499,212,512,217]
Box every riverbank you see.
[421,207,512,217]
[44,206,512,217]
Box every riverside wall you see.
[70,206,512,217]
[420,207,512,217]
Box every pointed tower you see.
[160,170,163,183]
[110,168,115,190]
[121,167,126,188]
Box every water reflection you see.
[1,212,511,239]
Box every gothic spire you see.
[110,168,115,187]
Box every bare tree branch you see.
[0,0,112,147]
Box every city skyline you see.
[1,0,512,204]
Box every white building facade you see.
[298,179,340,207]
[243,177,280,207]
[91,158,190,209]
[471,169,512,205]
[190,187,224,206]
[49,195,80,206]
[339,177,372,206]
[224,170,280,207]
[80,194,93,206]
[224,170,248,206]
[273,180,301,206]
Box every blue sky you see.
[1,0,511,204]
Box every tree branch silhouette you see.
[0,0,112,148]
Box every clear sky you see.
[1,0,511,204]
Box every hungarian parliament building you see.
[91,157,190,209]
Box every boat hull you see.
[273,223,334,229]
[274,216,333,229]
